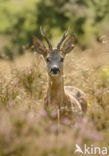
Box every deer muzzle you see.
[50,66,60,75]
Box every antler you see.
[40,26,52,51]
[57,27,70,50]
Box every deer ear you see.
[33,36,48,57]
[61,35,75,55]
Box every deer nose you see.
[50,67,60,74]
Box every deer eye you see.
[60,57,64,62]
[46,57,50,63]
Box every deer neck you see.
[47,73,65,107]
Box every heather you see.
[0,42,109,155]
[0,0,109,155]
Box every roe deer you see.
[33,27,87,118]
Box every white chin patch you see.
[50,72,60,76]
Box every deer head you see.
[33,27,75,77]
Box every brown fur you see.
[44,74,87,118]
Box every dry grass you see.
[0,43,109,156]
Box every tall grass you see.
[0,43,109,156]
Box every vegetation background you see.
[0,0,109,155]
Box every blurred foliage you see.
[0,0,109,59]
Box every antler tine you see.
[40,26,52,50]
[57,27,70,50]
